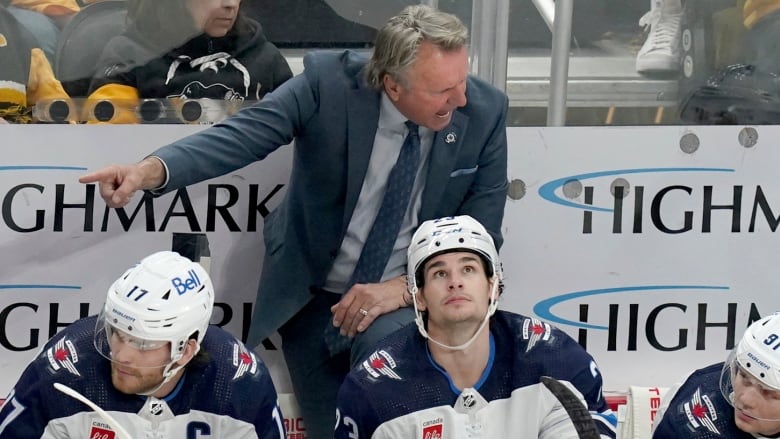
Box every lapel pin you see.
[445,132,457,144]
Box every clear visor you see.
[94,309,171,368]
[720,349,780,422]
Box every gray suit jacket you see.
[153,50,509,346]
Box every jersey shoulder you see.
[654,362,748,438]
[198,325,275,386]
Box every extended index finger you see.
[78,166,119,184]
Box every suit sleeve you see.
[152,61,318,192]
[454,91,508,250]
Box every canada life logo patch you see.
[90,420,116,439]
[46,337,81,377]
[422,418,443,439]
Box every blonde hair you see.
[365,4,468,90]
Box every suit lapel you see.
[343,84,381,232]
[420,110,469,220]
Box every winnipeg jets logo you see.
[46,337,81,377]
[232,340,258,380]
[362,350,401,380]
[522,318,551,352]
[683,387,720,435]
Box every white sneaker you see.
[636,0,683,74]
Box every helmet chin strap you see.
[412,275,499,351]
[137,344,200,397]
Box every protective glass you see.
[93,309,171,368]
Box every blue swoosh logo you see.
[0,284,81,291]
[0,166,87,171]
[538,168,734,212]
[533,285,729,330]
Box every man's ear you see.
[175,339,199,367]
[383,74,402,102]
[415,288,428,312]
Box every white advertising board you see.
[1,124,778,400]
[0,124,293,395]
[503,125,779,391]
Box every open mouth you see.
[435,111,451,119]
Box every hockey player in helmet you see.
[335,215,617,438]
[653,313,780,438]
[0,251,285,438]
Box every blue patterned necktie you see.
[324,121,421,356]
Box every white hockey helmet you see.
[734,313,780,390]
[406,216,502,350]
[407,215,501,293]
[95,251,214,364]
[720,313,780,419]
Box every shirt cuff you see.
[146,155,169,195]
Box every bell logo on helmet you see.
[171,269,201,295]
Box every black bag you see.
[679,63,780,125]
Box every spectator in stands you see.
[0,3,70,123]
[335,215,617,438]
[78,4,508,437]
[0,251,285,438]
[652,313,780,438]
[85,0,292,123]
[4,0,94,63]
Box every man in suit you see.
[79,5,508,437]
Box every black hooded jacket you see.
[89,14,292,103]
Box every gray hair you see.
[365,5,468,90]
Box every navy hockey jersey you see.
[653,362,755,439]
[335,311,617,438]
[0,316,284,438]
